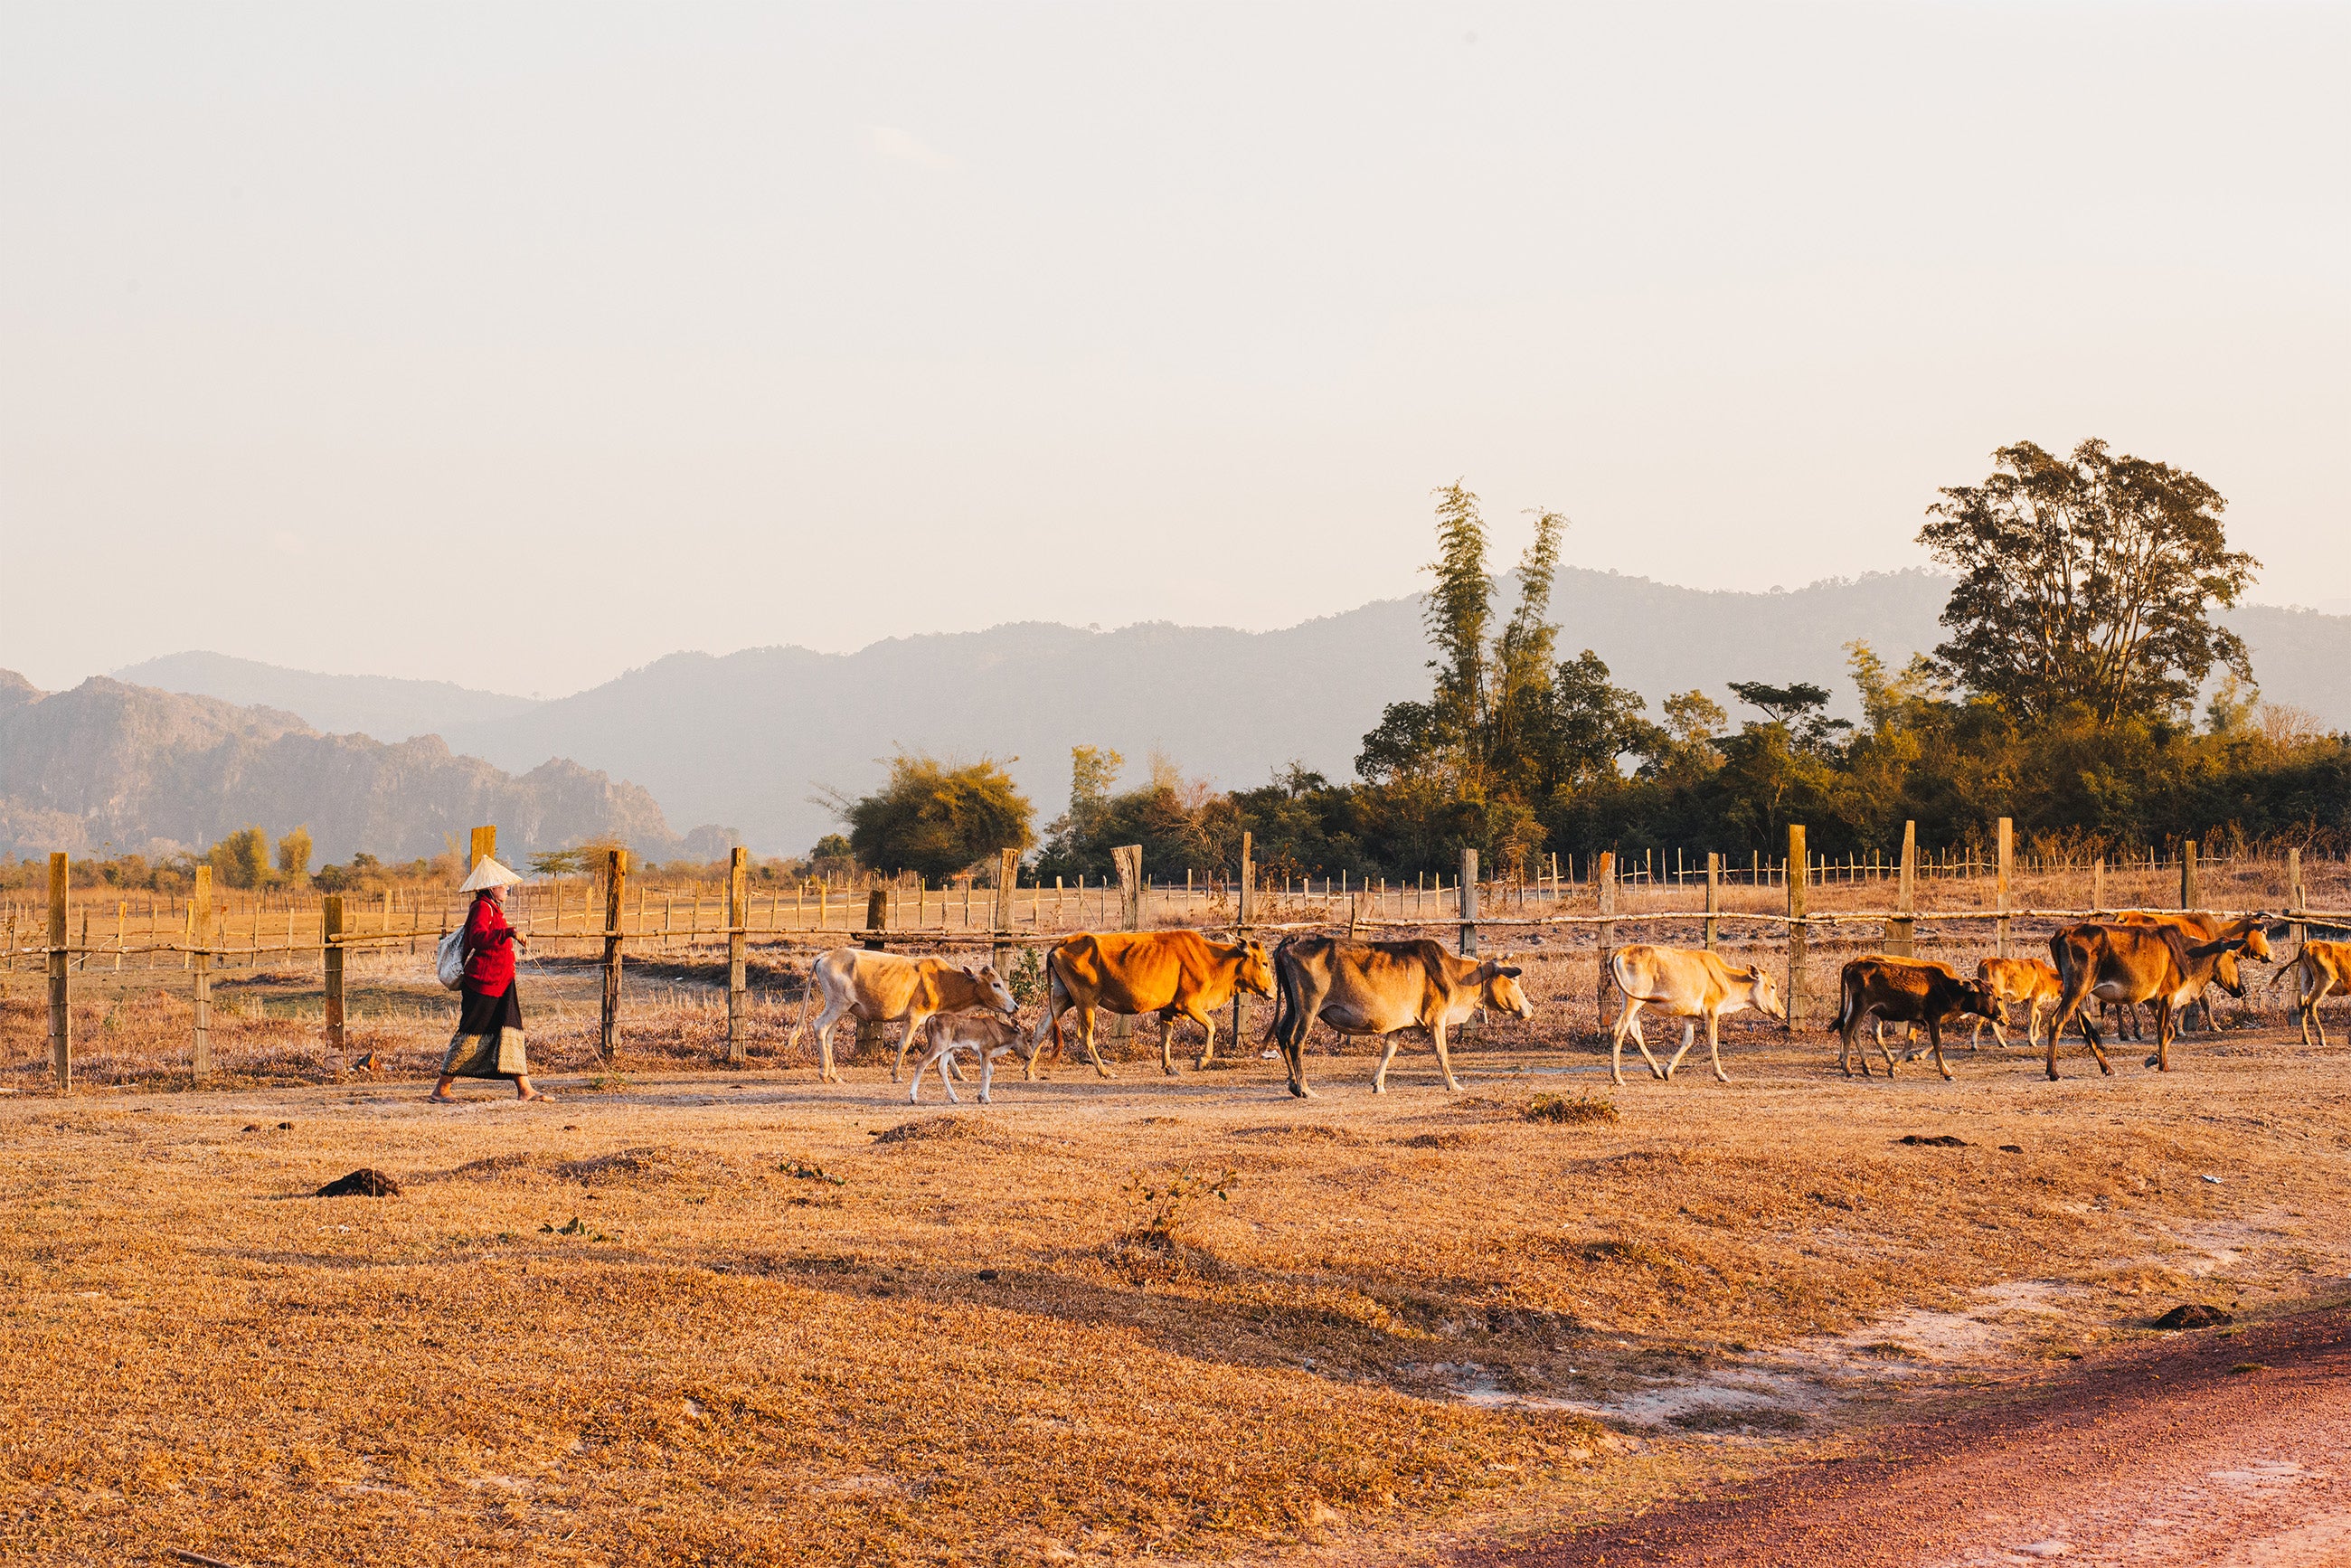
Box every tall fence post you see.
[855,887,889,1062]
[191,865,213,1079]
[992,848,1020,980]
[1458,847,1478,958]
[470,825,496,872]
[47,853,70,1092]
[1886,820,1916,958]
[2091,854,2106,913]
[323,893,346,1059]
[600,848,628,1063]
[1230,832,1252,1053]
[1106,845,1143,1042]
[1704,852,1720,952]
[1785,827,1807,1032]
[1595,851,1617,1034]
[1994,817,2013,959]
[2180,837,2200,912]
[2288,847,2305,957]
[725,846,749,1066]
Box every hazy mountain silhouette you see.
[0,671,727,864]
[99,568,2350,858]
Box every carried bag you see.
[435,929,467,990]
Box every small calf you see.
[1829,955,1997,1082]
[1970,957,2063,1048]
[2270,940,2351,1049]
[908,1012,1029,1105]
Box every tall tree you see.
[831,754,1033,883]
[1422,481,1493,768]
[1919,439,2258,724]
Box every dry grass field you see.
[4,900,2350,1566]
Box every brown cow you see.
[784,948,1017,1083]
[1606,943,1784,1086]
[1969,957,2063,1048]
[2045,921,2259,1079]
[1269,936,1534,1098]
[1827,956,1997,1081]
[2269,939,2351,1048]
[1026,930,1274,1079]
[2101,912,2274,1036]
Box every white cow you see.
[784,949,1017,1082]
[1607,943,1785,1086]
[907,1012,1028,1104]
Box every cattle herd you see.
[778,911,2340,1105]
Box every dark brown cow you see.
[1268,936,1534,1098]
[2045,921,2259,1079]
[2101,912,2274,1037]
[1027,929,1275,1078]
[1827,955,1997,1082]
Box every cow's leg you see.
[1429,1017,1463,1092]
[1875,1015,1904,1076]
[1078,1006,1116,1078]
[1662,1019,1697,1081]
[1025,981,1069,1081]
[812,998,854,1084]
[1628,1007,1671,1082]
[2153,997,2175,1072]
[1371,1033,1403,1094]
[977,1046,997,1105]
[1158,1008,1180,1077]
[2312,977,2333,1049]
[1704,1009,1731,1083]
[1926,1017,1952,1082]
[1609,998,1638,1087]
[1190,1006,1218,1072]
[891,1007,932,1083]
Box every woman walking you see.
[430,856,549,1102]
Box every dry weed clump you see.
[1525,1091,1619,1125]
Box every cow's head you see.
[2210,943,2249,999]
[2241,922,2274,964]
[1959,978,2002,1020]
[961,963,1019,1015]
[1739,965,1786,1022]
[1235,939,1275,997]
[1479,960,1535,1022]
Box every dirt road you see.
[1473,1302,2351,1567]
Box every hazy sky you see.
[4,3,2344,698]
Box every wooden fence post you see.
[191,865,213,1079]
[992,848,1020,979]
[1595,851,1617,1033]
[323,893,346,1059]
[48,854,70,1092]
[2288,847,2305,956]
[2091,854,2106,914]
[1994,817,2013,959]
[600,849,628,1063]
[725,846,749,1065]
[1886,820,1916,958]
[2180,837,2200,912]
[855,887,889,1061]
[1107,845,1143,1041]
[1785,827,1807,1032]
[470,825,496,872]
[1704,852,1720,952]
[1231,833,1252,1052]
[1458,847,1479,958]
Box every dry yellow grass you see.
[4,940,2350,1565]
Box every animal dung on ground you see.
[2151,1302,2233,1330]
[1999,1143,2025,1153]
[315,1168,401,1198]
[1894,1133,1969,1148]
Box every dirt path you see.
[1467,1302,2351,1567]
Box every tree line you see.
[835,440,2347,884]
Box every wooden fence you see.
[7,822,2346,1091]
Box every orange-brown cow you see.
[1028,930,1275,1079]
[1969,957,2063,1048]
[2269,939,2351,1049]
[2045,921,2260,1079]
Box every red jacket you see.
[461,894,517,991]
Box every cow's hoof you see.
[2144,1053,2160,1069]
[1289,1083,1314,1100]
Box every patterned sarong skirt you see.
[441,981,527,1078]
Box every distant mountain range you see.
[0,671,732,864]
[87,569,2351,860]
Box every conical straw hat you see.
[458,855,524,893]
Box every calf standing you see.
[1828,956,1996,1082]
[1606,943,1784,1086]
[784,949,1017,1082]
[1969,957,2063,1048]
[907,1012,1028,1104]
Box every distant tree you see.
[1535,649,1656,791]
[1920,439,2259,725]
[1726,680,1852,754]
[208,827,271,890]
[834,754,1034,883]
[275,827,313,879]
[809,833,853,861]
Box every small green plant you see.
[1526,1091,1619,1125]
[1120,1166,1237,1252]
[1005,943,1047,1006]
[542,1216,610,1241]
[780,1159,846,1185]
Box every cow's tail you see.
[784,964,819,1055]
[1826,962,1861,1036]
[1264,936,1299,1048]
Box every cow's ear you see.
[1498,965,1523,978]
